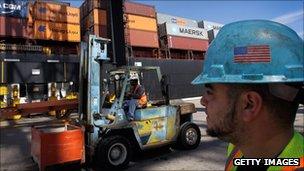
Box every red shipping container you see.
[82,24,107,42]
[81,9,107,29]
[0,16,33,39]
[88,24,107,38]
[31,124,85,171]
[124,1,156,18]
[81,0,107,20]
[167,35,209,51]
[125,29,159,48]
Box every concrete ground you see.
[0,99,303,171]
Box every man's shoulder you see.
[279,131,304,158]
[227,143,236,157]
[293,131,304,149]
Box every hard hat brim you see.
[191,74,205,85]
[192,73,304,85]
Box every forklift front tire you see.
[177,122,201,150]
[96,135,132,169]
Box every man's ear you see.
[239,91,263,122]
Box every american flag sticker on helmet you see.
[234,45,271,63]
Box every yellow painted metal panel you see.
[136,120,152,137]
[148,118,166,144]
[136,118,167,145]
[166,116,176,140]
[0,86,8,95]
[34,21,80,42]
[126,14,157,32]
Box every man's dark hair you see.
[227,83,300,129]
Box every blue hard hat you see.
[192,20,303,84]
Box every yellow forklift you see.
[77,35,201,169]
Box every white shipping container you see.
[158,23,208,40]
[157,13,198,27]
[198,20,223,30]
[208,29,220,42]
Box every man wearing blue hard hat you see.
[192,20,303,171]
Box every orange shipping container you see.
[125,29,159,48]
[82,24,107,42]
[126,14,157,32]
[80,0,107,20]
[81,9,106,29]
[33,1,80,24]
[28,3,34,24]
[34,21,80,42]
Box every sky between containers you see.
[67,0,304,39]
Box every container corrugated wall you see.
[126,14,157,32]
[34,20,80,42]
[198,20,223,30]
[125,29,159,48]
[81,8,107,40]
[167,35,209,51]
[157,13,198,27]
[80,0,107,20]
[158,23,208,40]
[0,16,33,38]
[208,29,220,42]
[197,20,223,42]
[124,1,155,18]
[33,1,80,24]
[124,2,159,54]
[82,24,107,42]
[81,9,106,29]
[28,3,33,23]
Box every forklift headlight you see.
[114,74,120,80]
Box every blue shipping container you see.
[0,0,28,18]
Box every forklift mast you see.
[79,36,110,151]
[109,0,126,66]
[78,0,126,160]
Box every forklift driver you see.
[124,78,147,121]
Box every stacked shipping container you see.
[32,1,80,42]
[157,13,209,60]
[124,1,159,58]
[0,1,80,106]
[198,20,223,43]
[80,0,108,41]
[0,0,226,106]
[0,0,32,40]
[0,0,81,45]
[158,23,208,51]
[0,16,33,39]
[77,1,224,60]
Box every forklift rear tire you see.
[177,122,201,150]
[96,135,132,169]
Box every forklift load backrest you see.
[107,66,168,103]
